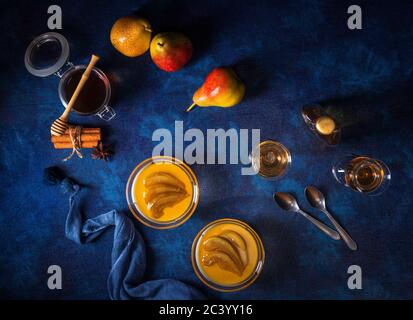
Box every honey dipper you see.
[50,54,100,136]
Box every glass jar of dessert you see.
[24,32,116,121]
[126,156,199,229]
[192,218,265,292]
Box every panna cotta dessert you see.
[192,218,265,292]
[126,156,199,229]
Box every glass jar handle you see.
[97,105,116,121]
[54,61,74,78]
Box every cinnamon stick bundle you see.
[51,128,101,149]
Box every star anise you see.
[91,142,113,161]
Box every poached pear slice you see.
[219,230,247,250]
[219,230,248,267]
[144,184,187,203]
[202,237,244,271]
[202,252,243,276]
[147,192,188,218]
[144,172,185,189]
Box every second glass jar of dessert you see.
[192,218,265,292]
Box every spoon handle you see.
[323,210,358,251]
[298,210,341,240]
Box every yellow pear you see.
[110,16,152,57]
[186,67,245,112]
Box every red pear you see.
[150,32,193,72]
[186,67,245,112]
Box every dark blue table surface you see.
[1,0,413,299]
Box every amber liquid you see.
[64,68,107,114]
[345,157,385,193]
[302,105,340,145]
[253,141,290,178]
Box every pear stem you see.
[186,102,197,112]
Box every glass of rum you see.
[251,140,291,179]
[332,155,391,195]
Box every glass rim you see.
[126,156,199,229]
[24,32,70,77]
[251,139,291,179]
[191,218,265,292]
[352,157,391,195]
[333,154,391,196]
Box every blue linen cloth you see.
[52,171,205,300]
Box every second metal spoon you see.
[305,186,357,251]
[273,192,340,240]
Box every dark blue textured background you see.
[1,0,413,299]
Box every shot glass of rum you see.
[332,155,391,195]
[251,140,291,179]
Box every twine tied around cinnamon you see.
[63,126,83,161]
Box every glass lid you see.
[24,32,70,77]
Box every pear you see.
[186,67,245,112]
[219,230,248,267]
[202,236,244,271]
[143,172,188,219]
[110,16,152,57]
[147,192,188,218]
[144,172,185,189]
[219,230,247,251]
[144,184,185,203]
[202,252,243,276]
[150,32,193,72]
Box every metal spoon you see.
[305,186,357,251]
[273,192,340,240]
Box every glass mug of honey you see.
[332,155,391,195]
[24,32,116,121]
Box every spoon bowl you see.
[305,186,357,251]
[273,192,300,212]
[305,186,327,211]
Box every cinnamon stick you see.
[53,141,99,149]
[51,132,101,143]
[71,128,101,134]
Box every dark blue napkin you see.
[46,168,205,300]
